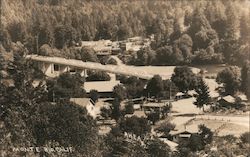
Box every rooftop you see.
[84,81,120,93]
[142,102,166,108]
[220,95,236,103]
[70,98,94,107]
[237,94,248,101]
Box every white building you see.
[70,98,97,118]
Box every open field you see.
[170,114,249,137]
[169,115,249,137]
[217,123,249,137]
[171,97,204,115]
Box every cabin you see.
[142,101,170,113]
[120,42,133,51]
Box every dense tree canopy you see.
[0,54,104,156]
[0,0,248,66]
[119,116,151,137]
[1,1,250,156]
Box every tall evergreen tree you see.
[194,77,211,110]
[222,2,240,63]
[239,13,250,45]
[188,7,211,51]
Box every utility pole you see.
[36,35,39,54]
[169,82,172,100]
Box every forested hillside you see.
[0,0,249,65]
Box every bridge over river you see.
[26,55,200,80]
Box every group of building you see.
[22,35,249,151]
[79,35,154,56]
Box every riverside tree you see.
[216,66,241,95]
[171,66,198,94]
[146,75,163,98]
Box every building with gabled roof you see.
[236,94,248,102]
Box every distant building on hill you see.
[120,36,152,53]
[81,40,113,55]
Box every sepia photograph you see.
[0,0,250,156]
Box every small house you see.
[217,95,236,107]
[169,125,199,143]
[170,130,194,142]
[175,92,191,100]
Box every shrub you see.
[86,70,111,81]
[156,122,176,136]
[125,102,134,114]
[240,132,250,144]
